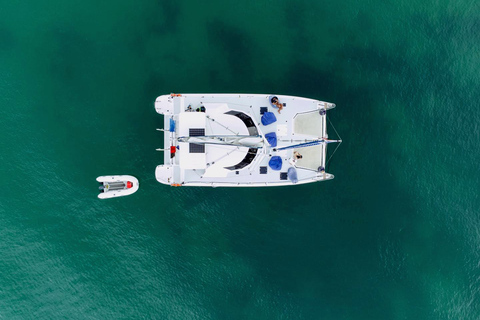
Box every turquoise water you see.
[1,0,480,319]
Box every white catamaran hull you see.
[155,93,340,187]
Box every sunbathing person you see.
[270,96,284,114]
[290,151,303,166]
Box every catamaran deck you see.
[155,94,337,187]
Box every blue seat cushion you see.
[268,156,282,171]
[261,112,277,126]
[265,132,277,147]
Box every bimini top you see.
[155,94,340,187]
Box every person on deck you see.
[270,96,284,114]
[290,151,303,166]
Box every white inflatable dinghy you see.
[97,175,139,199]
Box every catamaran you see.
[155,93,341,187]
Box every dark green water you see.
[1,0,479,319]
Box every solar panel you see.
[189,128,205,137]
[189,143,205,153]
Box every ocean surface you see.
[1,0,479,319]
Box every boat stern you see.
[155,95,174,115]
[155,165,175,185]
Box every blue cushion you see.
[265,132,277,147]
[268,156,282,171]
[261,112,277,126]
